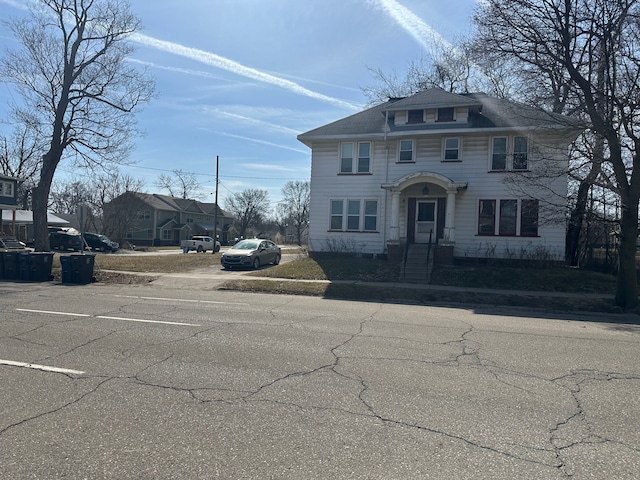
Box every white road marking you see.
[16,309,200,327]
[96,316,200,327]
[0,360,85,375]
[17,308,90,317]
[114,294,248,305]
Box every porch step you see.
[400,244,434,283]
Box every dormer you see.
[383,88,481,128]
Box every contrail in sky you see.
[367,0,453,52]
[0,0,362,111]
[130,33,362,112]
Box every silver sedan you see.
[220,239,281,270]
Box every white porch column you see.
[443,189,457,244]
[389,190,400,241]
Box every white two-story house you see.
[298,88,581,263]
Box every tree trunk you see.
[32,182,51,252]
[566,181,590,265]
[32,153,58,252]
[615,202,639,308]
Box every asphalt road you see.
[1,280,639,479]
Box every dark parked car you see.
[83,232,119,252]
[49,230,83,251]
[221,238,281,270]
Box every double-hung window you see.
[347,200,361,230]
[330,200,344,230]
[520,199,539,236]
[340,142,371,173]
[491,136,529,171]
[0,181,13,197]
[340,143,354,173]
[513,136,528,170]
[358,143,371,173]
[399,139,414,162]
[364,200,378,231]
[329,199,378,232]
[491,137,508,171]
[443,137,461,161]
[499,200,517,235]
[478,200,496,235]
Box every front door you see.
[415,200,436,243]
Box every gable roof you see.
[120,192,230,218]
[298,88,581,144]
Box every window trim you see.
[499,199,517,236]
[477,198,539,237]
[443,137,461,162]
[520,199,539,237]
[491,137,508,171]
[328,198,379,232]
[478,200,496,235]
[490,135,530,171]
[437,107,455,122]
[339,141,372,174]
[407,109,424,124]
[513,136,529,171]
[0,181,14,198]
[398,139,415,163]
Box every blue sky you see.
[0,0,477,209]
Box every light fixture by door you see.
[422,185,429,195]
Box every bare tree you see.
[223,189,270,239]
[154,169,203,199]
[278,180,309,245]
[0,0,155,252]
[474,0,640,307]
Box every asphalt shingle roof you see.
[298,88,581,144]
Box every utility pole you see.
[213,155,219,253]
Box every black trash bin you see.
[2,251,21,280]
[19,252,30,280]
[61,253,95,284]
[27,252,54,282]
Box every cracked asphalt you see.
[1,279,639,479]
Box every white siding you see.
[308,131,569,260]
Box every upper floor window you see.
[443,137,461,161]
[437,107,455,122]
[0,181,13,197]
[399,139,414,162]
[491,137,508,170]
[513,136,529,170]
[340,142,371,173]
[407,109,424,124]
[491,136,529,171]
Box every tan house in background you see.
[104,192,233,246]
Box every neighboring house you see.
[0,174,20,239]
[298,88,581,263]
[104,192,233,246]
[1,210,69,242]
